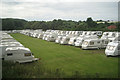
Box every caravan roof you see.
[83,38,100,42]
[6,47,30,51]
[0,42,24,47]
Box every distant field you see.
[2,33,119,78]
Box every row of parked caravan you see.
[19,29,120,57]
[0,31,39,63]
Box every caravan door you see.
[117,44,120,55]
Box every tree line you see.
[1,17,119,31]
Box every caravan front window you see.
[7,53,13,56]
[90,42,94,45]
[24,53,31,56]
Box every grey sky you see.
[1,0,119,21]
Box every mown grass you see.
[2,33,119,78]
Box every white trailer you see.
[101,32,116,39]
[55,36,63,43]
[108,32,120,42]
[74,35,98,47]
[101,32,109,39]
[79,31,87,37]
[67,31,82,45]
[60,36,71,45]
[1,47,39,63]
[37,32,45,39]
[105,41,120,57]
[46,34,58,42]
[32,32,39,38]
[68,37,78,45]
[42,34,47,40]
[42,31,51,40]
[82,38,110,49]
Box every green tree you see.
[86,17,97,28]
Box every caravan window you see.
[7,53,13,56]
[106,33,109,36]
[24,53,31,56]
[90,42,94,45]
[97,41,100,44]
[102,40,104,43]
[110,40,112,42]
[112,33,116,37]
[105,41,108,44]
[74,39,76,42]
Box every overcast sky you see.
[1,0,119,21]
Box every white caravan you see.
[29,31,35,37]
[68,31,82,45]
[101,32,116,39]
[60,31,76,45]
[101,32,109,39]
[82,38,110,49]
[37,32,45,39]
[32,32,39,38]
[68,37,78,45]
[108,32,120,42]
[42,30,52,40]
[74,31,99,47]
[43,34,48,40]
[79,31,87,37]
[74,35,98,47]
[32,30,43,38]
[55,36,63,43]
[60,31,84,45]
[105,41,120,57]
[46,34,58,42]
[60,36,71,44]
[45,34,51,41]
[55,31,66,43]
[1,47,39,63]
[45,30,59,41]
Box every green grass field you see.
[2,33,119,78]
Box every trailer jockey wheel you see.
[2,58,4,60]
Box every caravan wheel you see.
[106,55,110,57]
